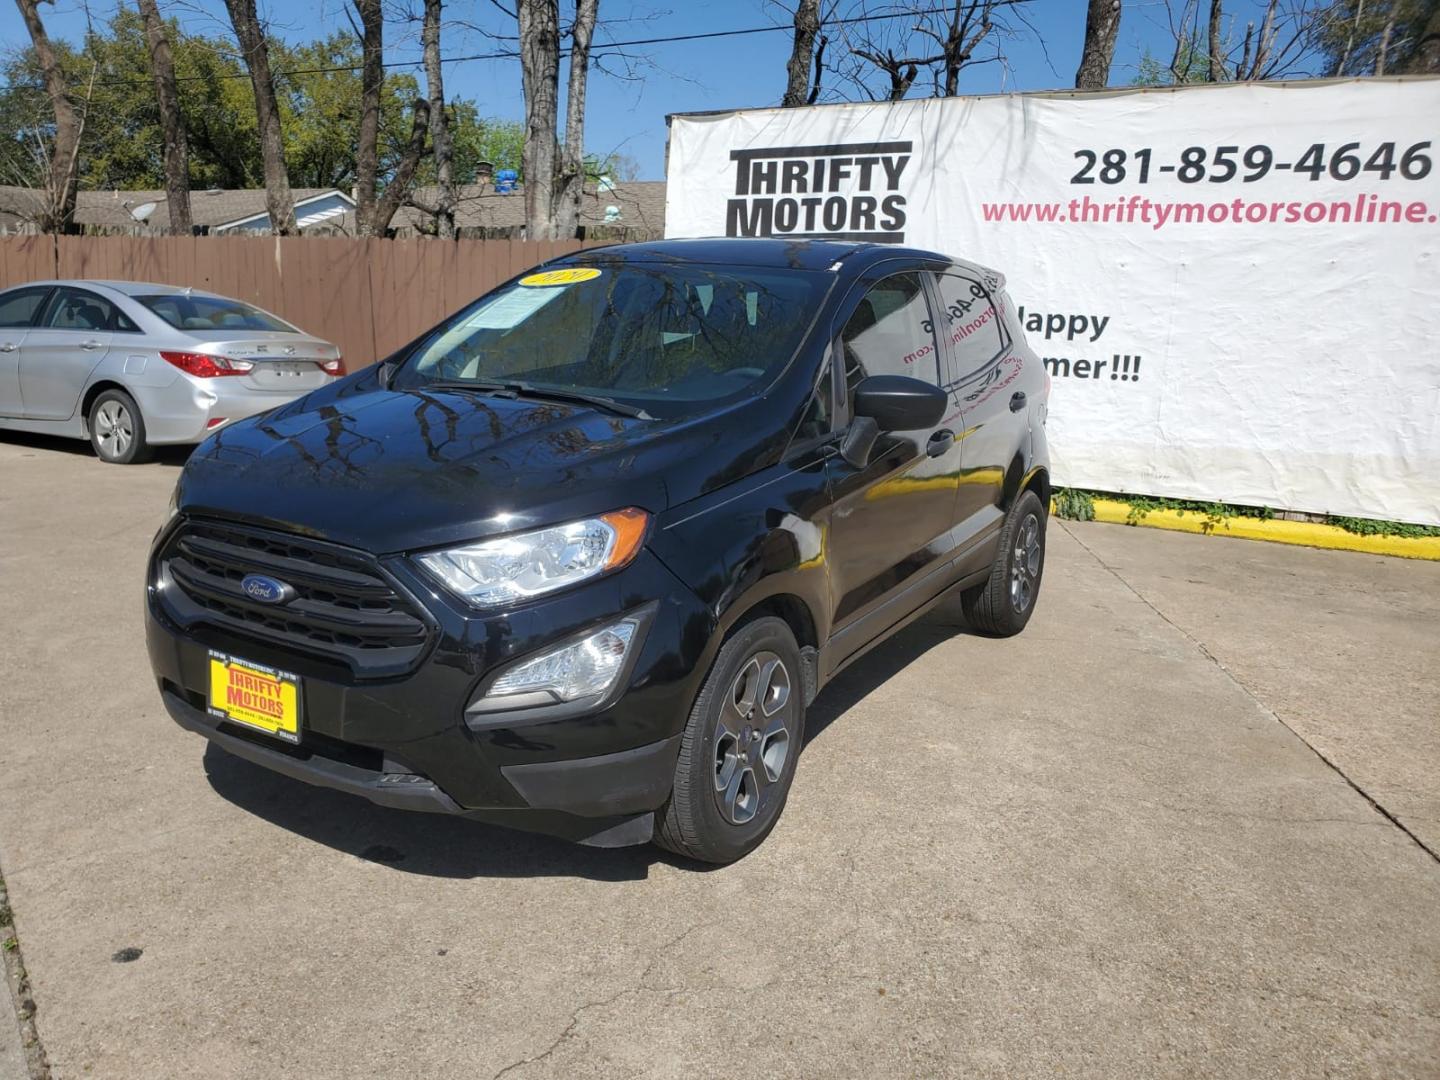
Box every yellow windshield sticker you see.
[518,267,601,287]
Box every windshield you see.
[392,262,830,418]
[138,294,297,333]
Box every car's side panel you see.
[0,329,26,417]
[17,327,111,419]
[648,445,836,684]
[940,269,1037,566]
[821,264,965,670]
[18,287,120,420]
[0,285,55,418]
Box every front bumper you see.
[160,688,680,845]
[146,523,716,842]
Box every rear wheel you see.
[961,488,1046,637]
[89,389,152,465]
[654,616,805,864]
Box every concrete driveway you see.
[1,432,1437,1079]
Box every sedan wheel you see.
[94,400,133,460]
[88,389,153,465]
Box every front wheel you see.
[89,389,153,465]
[654,616,805,864]
[961,488,1047,637]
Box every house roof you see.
[0,185,350,232]
[391,180,668,234]
[0,179,668,235]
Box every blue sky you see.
[1,1,1308,179]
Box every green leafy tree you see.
[1132,44,1211,85]
[0,6,597,212]
[1315,0,1439,76]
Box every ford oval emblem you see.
[241,574,294,605]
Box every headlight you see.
[416,508,648,608]
[485,617,640,704]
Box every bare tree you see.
[1076,0,1122,88]
[517,0,598,240]
[353,0,383,233]
[1207,0,1226,78]
[928,0,1000,94]
[556,0,597,238]
[841,0,1030,101]
[137,0,191,235]
[423,0,455,238]
[13,0,82,233]
[851,44,923,99]
[1159,0,1332,83]
[223,0,297,234]
[782,0,823,105]
[352,0,432,236]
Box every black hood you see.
[177,372,783,553]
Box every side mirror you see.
[853,375,948,431]
[840,375,948,468]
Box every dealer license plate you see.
[207,650,301,743]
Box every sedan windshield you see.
[392,262,830,419]
[138,294,296,333]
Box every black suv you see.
[146,238,1050,864]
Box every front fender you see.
[648,449,834,664]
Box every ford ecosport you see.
[146,238,1050,864]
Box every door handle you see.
[926,428,954,458]
[81,339,104,351]
[0,342,15,353]
[1009,392,1027,413]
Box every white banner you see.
[666,80,1440,525]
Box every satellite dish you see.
[597,175,615,193]
[130,202,157,223]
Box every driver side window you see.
[43,288,118,332]
[840,273,941,424]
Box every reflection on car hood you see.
[178,373,748,553]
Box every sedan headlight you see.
[416,508,648,608]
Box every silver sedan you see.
[0,279,343,463]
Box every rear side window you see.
[935,273,1006,375]
[0,287,52,328]
[43,288,119,332]
[137,294,296,332]
[839,273,940,420]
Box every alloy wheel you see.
[713,650,793,826]
[94,400,133,461]
[1009,512,1042,614]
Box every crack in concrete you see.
[1060,521,1440,867]
[0,866,51,1079]
[490,920,781,1079]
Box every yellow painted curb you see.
[1053,498,1440,561]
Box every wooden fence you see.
[0,235,605,369]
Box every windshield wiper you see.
[425,379,652,420]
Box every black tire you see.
[88,388,153,465]
[961,488,1047,637]
[654,616,806,864]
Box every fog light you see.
[486,618,639,704]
